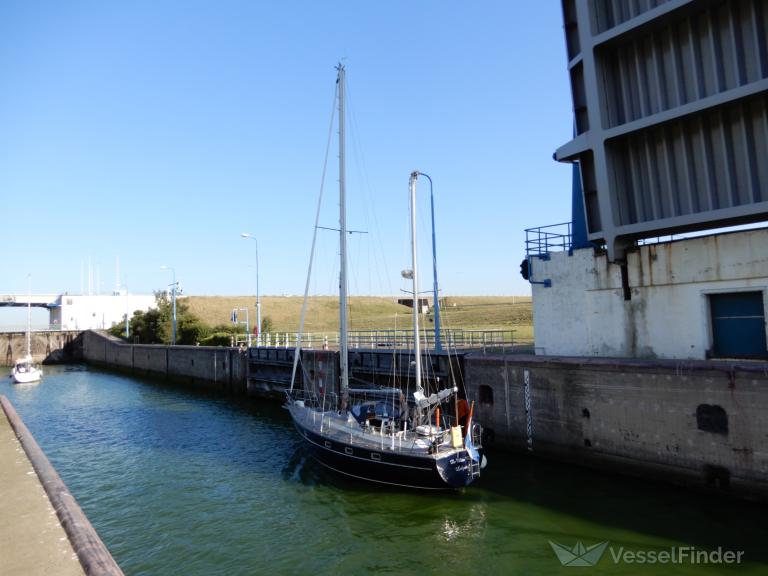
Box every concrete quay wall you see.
[83,331,247,394]
[1,395,124,575]
[1,330,84,366]
[466,354,768,499]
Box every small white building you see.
[531,228,768,360]
[50,293,157,331]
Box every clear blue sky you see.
[1,1,574,301]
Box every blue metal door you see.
[710,292,767,359]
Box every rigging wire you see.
[290,78,339,392]
[438,302,469,400]
[345,76,395,299]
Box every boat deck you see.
[292,405,457,457]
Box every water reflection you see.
[282,443,318,485]
[440,503,487,543]
[2,365,767,576]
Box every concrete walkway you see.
[0,405,85,576]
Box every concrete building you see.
[50,294,157,331]
[531,227,768,359]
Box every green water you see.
[3,365,767,575]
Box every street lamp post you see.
[160,265,177,345]
[240,233,261,346]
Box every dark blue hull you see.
[292,418,477,490]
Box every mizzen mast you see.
[407,171,423,396]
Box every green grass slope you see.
[185,295,533,341]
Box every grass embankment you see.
[185,295,533,341]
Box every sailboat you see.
[284,65,485,490]
[11,275,42,384]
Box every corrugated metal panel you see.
[557,0,768,260]
[609,95,768,225]
[593,0,674,34]
[601,1,768,128]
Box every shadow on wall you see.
[1,331,85,367]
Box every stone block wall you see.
[466,353,768,498]
[82,331,247,394]
[1,331,84,366]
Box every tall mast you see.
[427,175,442,353]
[408,172,423,393]
[338,63,350,406]
[26,274,32,357]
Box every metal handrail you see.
[249,329,520,351]
[524,222,572,258]
[0,324,77,333]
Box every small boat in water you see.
[285,65,485,490]
[11,355,42,384]
[10,275,42,384]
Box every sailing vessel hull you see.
[292,417,476,490]
[11,368,42,384]
[10,357,42,384]
[11,372,41,384]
